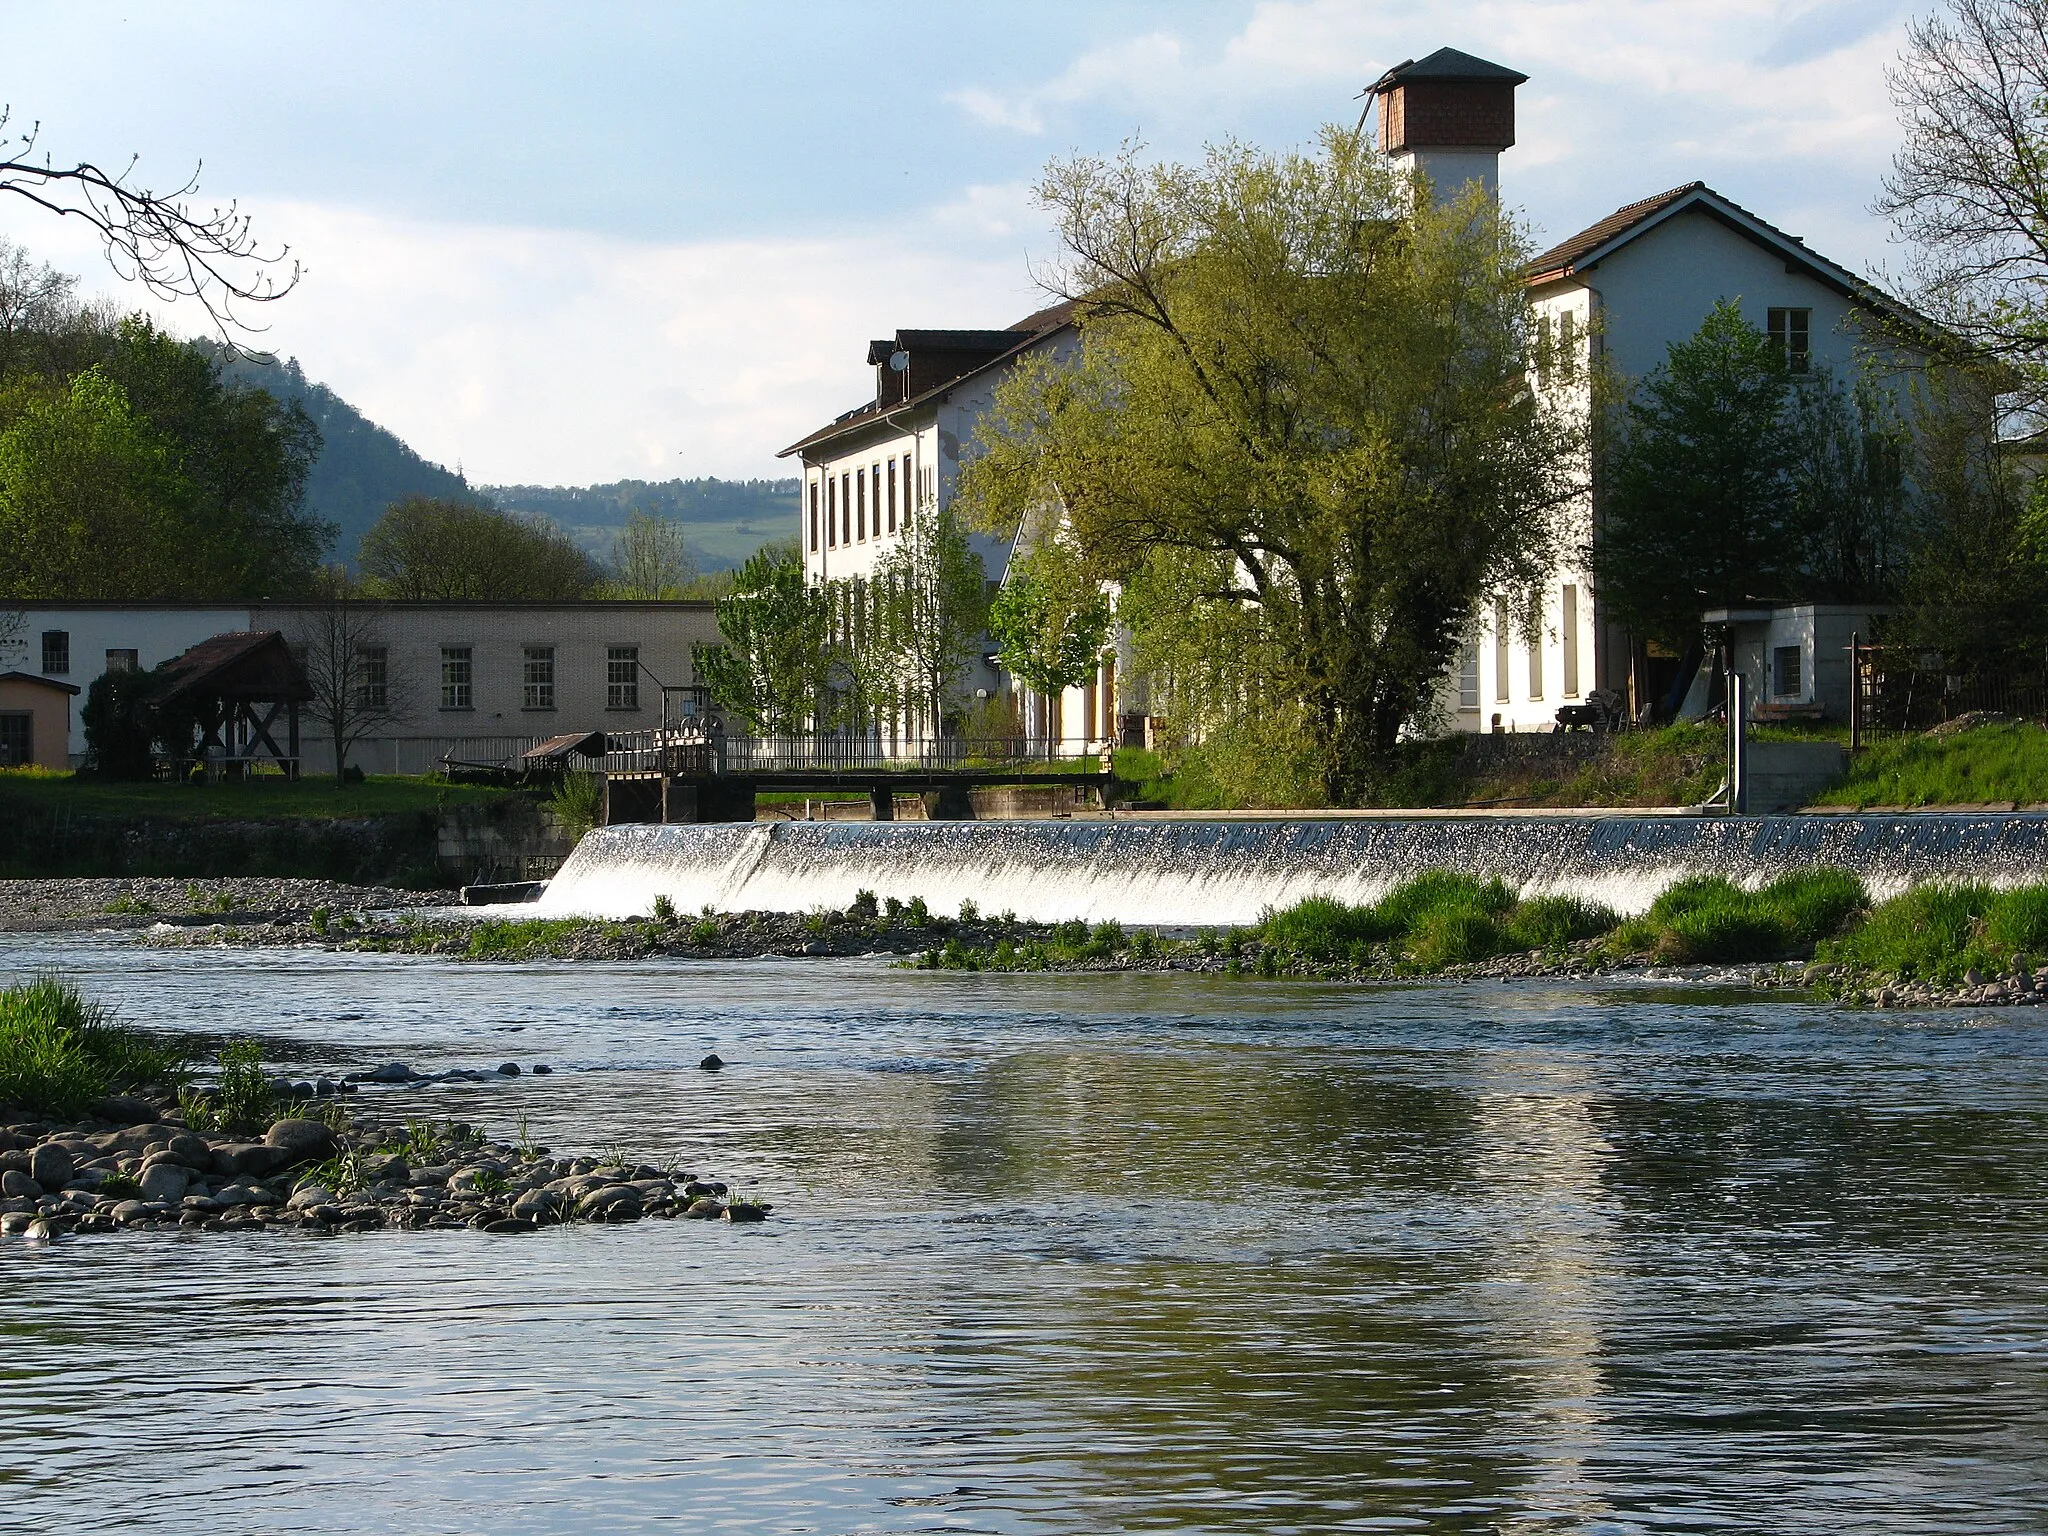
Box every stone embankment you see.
[0,878,446,933]
[0,1108,766,1243]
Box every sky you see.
[0,0,1924,487]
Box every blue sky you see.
[2,0,1922,485]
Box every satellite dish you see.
[889,350,910,372]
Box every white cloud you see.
[29,197,1058,487]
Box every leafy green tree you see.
[693,541,833,733]
[360,495,595,600]
[0,367,183,598]
[1589,301,1801,649]
[1787,368,1911,603]
[868,506,989,734]
[959,129,1583,801]
[988,541,1112,698]
[602,508,699,598]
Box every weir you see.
[535,813,2048,927]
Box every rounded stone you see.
[699,1053,724,1071]
[496,1062,520,1076]
[28,1145,73,1190]
[264,1119,335,1161]
[138,1164,190,1203]
[530,1064,552,1075]
[0,1170,42,1200]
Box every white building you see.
[778,307,1108,744]
[1361,48,1936,731]
[2,600,719,772]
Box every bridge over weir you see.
[597,732,1114,824]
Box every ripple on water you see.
[0,934,2044,1534]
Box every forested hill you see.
[213,346,796,570]
[202,345,487,559]
[484,479,798,571]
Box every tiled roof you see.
[155,630,312,702]
[1525,182,1705,279]
[1372,47,1528,92]
[779,299,1081,458]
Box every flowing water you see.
[538,814,2048,925]
[2,932,2045,1533]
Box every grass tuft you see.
[0,977,192,1119]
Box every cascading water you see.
[535,813,2048,926]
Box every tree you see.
[869,505,989,734]
[958,129,1583,802]
[359,496,595,600]
[289,571,412,784]
[1894,373,2048,672]
[988,540,1112,699]
[1785,369,1911,603]
[693,541,833,734]
[1590,302,1801,649]
[603,509,699,598]
[1877,0,2048,413]
[0,106,297,336]
[0,366,184,599]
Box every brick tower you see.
[1369,47,1526,200]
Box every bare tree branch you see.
[0,105,299,339]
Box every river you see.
[2,933,2044,1533]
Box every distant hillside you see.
[214,346,795,571]
[485,478,797,572]
[203,346,487,561]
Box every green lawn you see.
[1814,722,2048,808]
[0,769,523,822]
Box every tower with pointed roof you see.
[1369,47,1527,200]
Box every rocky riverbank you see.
[0,1105,766,1242]
[0,877,448,933]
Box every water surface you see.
[2,935,2044,1534]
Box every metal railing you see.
[599,731,1104,777]
[1851,644,2048,741]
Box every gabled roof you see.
[0,670,80,696]
[1525,182,1926,332]
[779,301,1080,460]
[155,630,312,704]
[1371,47,1527,93]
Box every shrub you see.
[1823,883,1994,984]
[547,772,605,841]
[651,894,677,924]
[688,918,719,945]
[1757,869,1866,944]
[1506,895,1618,952]
[1660,903,1789,962]
[183,1040,277,1136]
[0,977,191,1119]
[1378,871,1516,926]
[848,889,879,920]
[1984,885,2048,962]
[905,896,930,926]
[1260,896,1392,962]
[1406,905,1505,968]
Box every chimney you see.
[1369,47,1526,202]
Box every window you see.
[809,481,819,552]
[440,646,473,710]
[1561,584,1580,697]
[40,630,68,675]
[1533,311,1552,387]
[105,649,138,674]
[1557,310,1578,385]
[827,476,838,547]
[1767,307,1811,374]
[523,645,556,710]
[887,457,897,533]
[1493,597,1510,702]
[1773,644,1803,698]
[607,645,640,710]
[357,646,388,709]
[0,713,29,767]
[841,472,851,543]
[856,467,867,541]
[1526,590,1544,702]
[1457,644,1480,710]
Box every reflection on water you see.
[2,938,2045,1533]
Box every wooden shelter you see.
[155,630,312,778]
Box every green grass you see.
[1819,881,2048,983]
[0,772,522,823]
[0,977,193,1119]
[1814,722,2048,808]
[464,918,608,959]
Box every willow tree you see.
[958,130,1584,803]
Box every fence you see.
[1852,647,2048,741]
[599,732,1102,777]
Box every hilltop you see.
[212,346,793,571]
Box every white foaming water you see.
[534,813,2048,925]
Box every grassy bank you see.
[1814,721,2048,808]
[0,978,192,1119]
[0,769,516,822]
